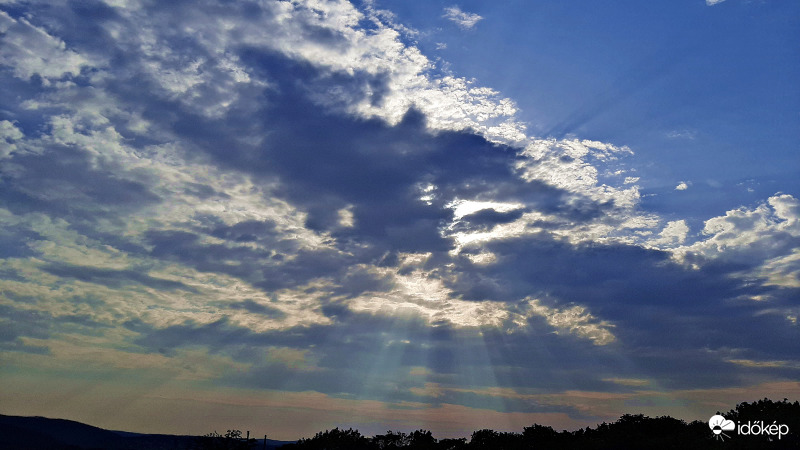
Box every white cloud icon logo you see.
[709,415,735,440]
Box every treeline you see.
[276,398,800,450]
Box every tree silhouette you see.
[720,398,800,449]
[408,430,436,450]
[195,429,257,450]
[372,430,408,448]
[436,437,467,450]
[467,429,523,449]
[285,427,372,450]
[522,423,559,448]
[274,397,798,450]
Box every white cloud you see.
[447,200,525,220]
[0,120,23,140]
[673,194,800,287]
[0,120,23,159]
[518,139,635,197]
[649,220,690,248]
[101,0,522,141]
[706,0,727,5]
[666,129,696,140]
[337,206,355,228]
[0,10,96,84]
[442,6,483,30]
[508,138,662,245]
[726,359,800,369]
[526,299,616,345]
[675,181,689,190]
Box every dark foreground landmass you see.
[1,398,798,449]
[0,415,289,450]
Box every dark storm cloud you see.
[0,144,160,222]
[143,228,352,291]
[330,266,395,298]
[207,219,277,243]
[0,226,43,259]
[40,263,196,292]
[449,236,744,306]
[75,40,601,255]
[460,208,525,228]
[0,303,110,354]
[224,299,286,319]
[439,231,800,388]
[124,317,260,356]
[143,229,272,282]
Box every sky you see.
[0,0,798,441]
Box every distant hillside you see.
[0,414,289,450]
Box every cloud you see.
[0,10,96,84]
[675,181,689,190]
[672,194,800,297]
[623,176,639,184]
[650,220,689,247]
[706,0,727,5]
[666,129,696,140]
[224,300,286,319]
[39,263,196,292]
[677,194,800,267]
[526,299,616,345]
[0,120,23,159]
[442,6,483,30]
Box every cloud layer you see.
[443,6,483,30]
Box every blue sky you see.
[385,0,800,218]
[0,0,798,440]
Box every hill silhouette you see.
[0,415,132,449]
[0,415,287,450]
[1,398,797,449]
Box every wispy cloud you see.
[666,129,696,140]
[443,6,483,30]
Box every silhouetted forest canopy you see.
[1,398,798,449]
[280,398,800,450]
